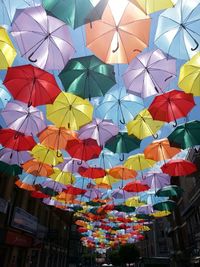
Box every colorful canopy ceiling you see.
[0,0,200,253]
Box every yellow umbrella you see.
[127,109,164,140]
[124,153,155,171]
[178,52,200,96]
[95,175,119,186]
[134,0,174,14]
[50,168,75,185]
[46,92,93,130]
[125,196,145,207]
[0,27,17,69]
[152,210,171,218]
[31,144,63,166]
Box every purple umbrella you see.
[111,189,135,200]
[56,157,89,173]
[84,188,102,199]
[1,100,46,136]
[136,204,154,215]
[78,118,119,147]
[123,49,176,98]
[141,172,171,190]
[11,5,75,70]
[0,148,31,165]
[40,178,66,192]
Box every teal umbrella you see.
[156,185,184,198]
[59,55,116,99]
[114,205,135,213]
[168,120,200,149]
[153,200,176,212]
[0,161,22,176]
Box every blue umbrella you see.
[18,173,46,185]
[95,86,144,128]
[0,83,11,109]
[155,0,200,60]
[139,191,168,205]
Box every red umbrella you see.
[123,181,150,192]
[66,138,102,161]
[148,90,195,126]
[78,166,106,178]
[31,191,49,199]
[3,65,61,107]
[0,128,36,151]
[161,159,197,176]
[63,185,87,195]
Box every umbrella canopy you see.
[153,200,176,212]
[134,0,174,14]
[1,100,46,136]
[111,189,134,200]
[0,26,17,69]
[161,159,197,176]
[78,167,106,179]
[0,128,36,151]
[125,196,145,207]
[124,154,155,171]
[96,86,144,127]
[3,65,61,107]
[155,0,200,60]
[95,175,119,186]
[123,181,150,192]
[148,90,195,126]
[46,92,93,130]
[156,185,184,198]
[15,180,36,191]
[144,138,181,162]
[168,121,200,149]
[11,5,75,70]
[0,147,31,165]
[127,109,164,140]
[84,188,102,199]
[0,85,11,110]
[114,205,135,213]
[22,159,54,177]
[59,55,116,99]
[41,178,66,192]
[78,118,118,147]
[66,138,102,161]
[64,185,86,195]
[135,204,153,215]
[86,0,150,64]
[108,166,137,180]
[0,161,22,176]
[178,52,200,96]
[56,157,89,173]
[50,168,75,185]
[141,173,171,190]
[123,49,176,98]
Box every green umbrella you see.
[43,0,96,29]
[168,120,200,149]
[114,205,136,213]
[71,205,83,212]
[105,132,141,161]
[136,214,153,220]
[87,201,102,207]
[156,185,184,198]
[153,200,176,212]
[40,187,59,197]
[59,55,116,99]
[0,161,22,176]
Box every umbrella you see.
[22,159,54,177]
[15,179,36,191]
[135,204,153,215]
[95,175,119,186]
[31,191,49,199]
[125,196,145,207]
[105,132,141,161]
[1,100,46,136]
[64,185,86,195]
[46,92,93,130]
[0,148,31,165]
[161,159,197,176]
[178,52,200,96]
[139,192,168,205]
[56,158,89,173]
[95,86,144,127]
[0,26,17,69]
[0,85,11,110]
[124,153,155,171]
[31,144,63,166]
[153,200,176,212]
[0,128,36,151]
[141,173,171,190]
[59,55,116,99]
[11,5,75,70]
[134,0,174,14]
[152,210,171,218]
[123,49,176,98]
[0,161,22,176]
[41,178,66,192]
[84,188,102,199]
[78,167,106,179]
[50,168,75,185]
[66,138,102,162]
[38,126,77,150]
[111,189,134,200]
[43,0,96,29]
[155,0,200,60]
[3,65,61,107]
[144,138,181,162]
[168,120,200,149]
[123,181,150,193]
[86,0,150,64]
[108,166,137,180]
[114,205,135,213]
[156,185,184,198]
[40,186,59,197]
[78,118,118,147]
[18,173,46,185]
[148,90,195,126]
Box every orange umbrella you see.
[56,192,80,204]
[38,125,77,150]
[108,166,137,180]
[15,180,36,191]
[144,138,181,162]
[22,159,54,177]
[85,0,150,64]
[95,183,112,189]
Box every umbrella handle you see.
[112,42,119,53]
[56,151,62,158]
[77,160,83,165]
[152,133,158,139]
[119,154,124,162]
[173,120,178,127]
[28,52,37,63]
[191,39,199,51]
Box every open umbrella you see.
[50,168,75,185]
[0,147,31,165]
[134,0,174,14]
[153,200,176,212]
[1,100,46,136]
[125,196,145,207]
[148,90,195,126]
[46,92,93,130]
[0,85,11,110]
[156,185,184,198]
[124,153,155,172]
[135,204,153,215]
[141,173,171,190]
[161,159,197,176]
[4,65,61,107]
[155,0,200,60]
[123,49,176,98]
[78,118,118,147]
[41,178,66,193]
[108,166,137,180]
[0,27,17,69]
[11,5,75,70]
[123,181,150,193]
[168,121,200,149]
[78,167,106,179]
[0,161,22,176]
[178,52,200,96]
[22,159,54,177]
[59,55,116,99]
[86,0,150,64]
[56,157,89,173]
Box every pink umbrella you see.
[0,148,31,165]
[11,5,75,70]
[1,100,46,136]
